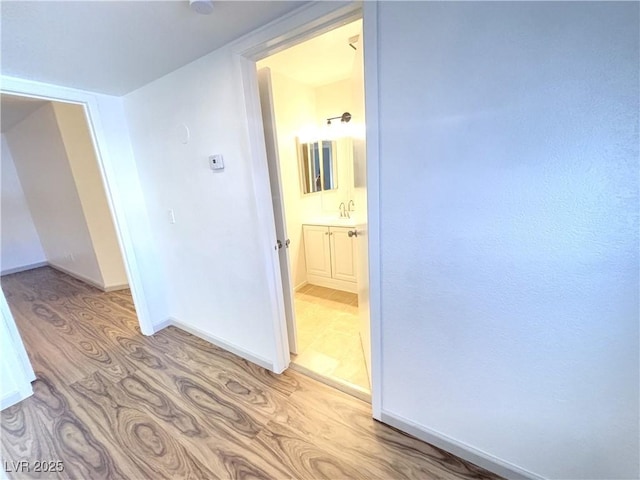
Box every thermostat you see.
[209,154,224,170]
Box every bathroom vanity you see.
[302,220,358,293]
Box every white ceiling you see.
[1,95,49,133]
[258,19,362,87]
[1,1,307,96]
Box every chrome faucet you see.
[339,202,346,218]
[347,200,355,217]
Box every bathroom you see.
[257,18,370,398]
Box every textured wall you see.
[124,47,280,364]
[377,2,639,479]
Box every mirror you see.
[298,140,338,194]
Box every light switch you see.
[209,154,224,170]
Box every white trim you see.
[1,388,32,411]
[306,275,357,294]
[229,3,363,61]
[153,317,173,332]
[289,361,371,403]
[103,283,129,292]
[380,410,545,480]
[46,263,128,293]
[47,263,105,290]
[0,75,154,336]
[362,1,383,421]
[0,290,35,408]
[1,261,48,276]
[1,262,128,292]
[170,318,274,371]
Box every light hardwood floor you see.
[1,267,501,479]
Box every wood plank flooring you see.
[1,267,501,480]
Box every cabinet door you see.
[329,227,357,283]
[303,225,332,278]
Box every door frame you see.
[0,76,155,336]
[231,2,382,418]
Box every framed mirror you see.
[298,139,338,195]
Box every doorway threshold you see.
[289,361,371,403]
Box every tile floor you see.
[291,284,370,392]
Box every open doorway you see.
[0,94,142,382]
[256,18,371,400]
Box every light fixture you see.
[326,112,352,125]
[189,0,214,15]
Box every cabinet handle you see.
[325,232,329,235]
[348,230,358,238]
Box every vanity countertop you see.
[303,217,358,228]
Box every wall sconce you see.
[326,112,352,125]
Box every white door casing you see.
[0,290,35,410]
[232,1,379,404]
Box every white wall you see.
[4,103,105,287]
[314,79,355,215]
[315,79,352,129]
[124,47,280,365]
[91,92,170,331]
[376,2,639,479]
[0,134,46,273]
[52,102,128,288]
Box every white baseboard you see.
[48,263,106,290]
[380,410,544,480]
[47,264,127,293]
[1,262,129,293]
[152,318,173,332]
[294,281,308,292]
[103,283,129,292]
[168,318,274,371]
[306,274,357,293]
[1,385,33,411]
[1,261,48,276]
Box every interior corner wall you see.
[123,46,280,364]
[3,103,105,287]
[0,134,46,273]
[376,2,639,479]
[89,93,170,330]
[52,102,129,289]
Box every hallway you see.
[1,267,498,479]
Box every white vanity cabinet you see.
[303,224,357,293]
